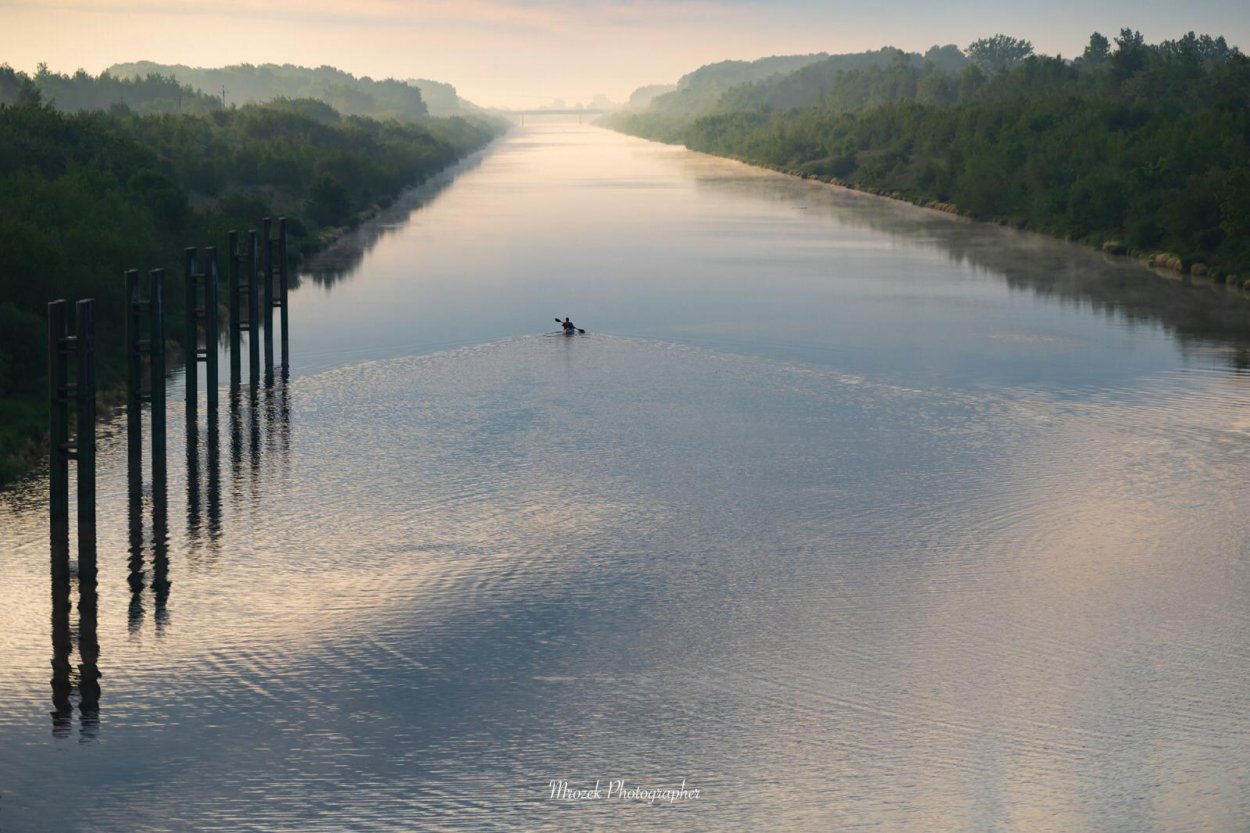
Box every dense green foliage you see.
[0,65,43,107]
[0,71,503,483]
[645,53,830,118]
[715,46,967,113]
[605,30,1250,282]
[966,35,1034,73]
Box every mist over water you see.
[1,122,1248,832]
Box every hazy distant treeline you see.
[641,52,831,117]
[0,63,223,114]
[605,31,1250,282]
[636,45,969,126]
[106,61,479,119]
[106,61,428,119]
[0,61,480,121]
[0,68,504,482]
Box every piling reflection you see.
[49,531,72,737]
[127,484,145,635]
[244,385,262,507]
[206,404,222,544]
[185,417,201,544]
[186,397,225,555]
[125,463,171,636]
[151,482,170,633]
[49,525,100,739]
[77,539,100,738]
[230,386,258,505]
[266,373,291,472]
[229,388,245,505]
[181,371,290,557]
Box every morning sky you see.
[2,0,1247,109]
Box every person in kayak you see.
[561,317,577,334]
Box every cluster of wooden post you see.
[47,299,96,559]
[47,219,290,729]
[47,298,101,732]
[49,219,289,547]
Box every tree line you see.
[0,65,504,483]
[104,61,455,119]
[604,30,1249,284]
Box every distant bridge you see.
[505,108,605,116]
[501,109,606,124]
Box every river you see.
[1,121,1248,832]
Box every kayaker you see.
[561,317,576,334]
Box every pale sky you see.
[2,0,1247,109]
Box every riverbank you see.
[600,117,1247,293]
[602,40,1250,289]
[783,163,1242,288]
[0,113,507,488]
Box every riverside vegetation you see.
[0,63,504,484]
[102,62,479,119]
[604,30,1250,284]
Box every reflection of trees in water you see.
[961,234,1250,371]
[691,165,1250,370]
[299,150,490,288]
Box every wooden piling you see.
[150,269,167,498]
[205,246,220,415]
[247,230,260,386]
[75,299,96,572]
[279,217,289,372]
[228,230,242,389]
[227,229,261,387]
[184,247,219,418]
[126,270,143,496]
[262,218,275,383]
[184,248,198,423]
[47,300,69,539]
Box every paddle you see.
[555,318,586,334]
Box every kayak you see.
[553,318,585,335]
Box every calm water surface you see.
[2,122,1249,832]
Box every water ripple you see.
[1,333,1248,831]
